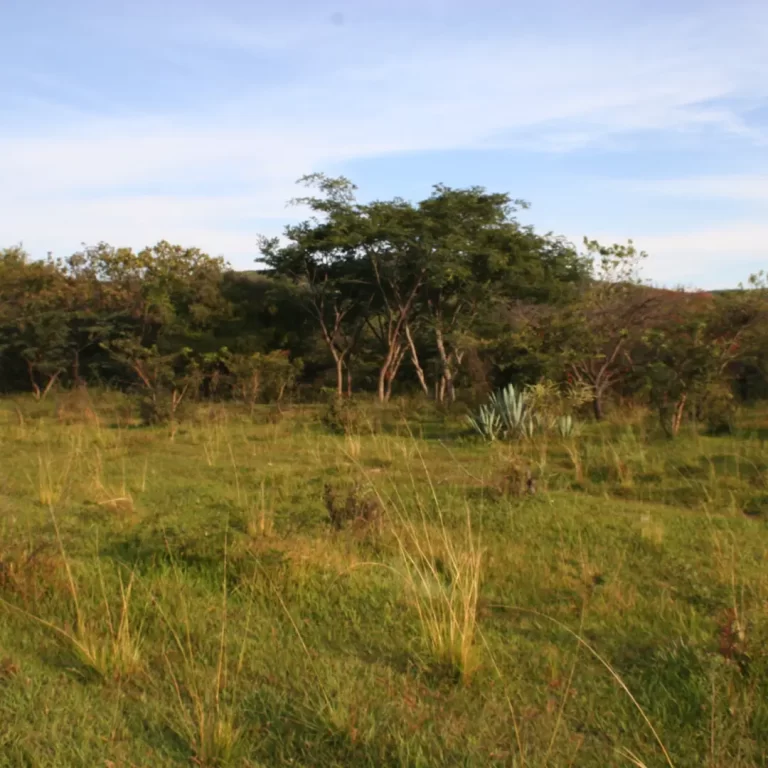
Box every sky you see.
[1,0,767,288]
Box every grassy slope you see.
[1,395,768,767]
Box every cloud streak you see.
[630,175,768,203]
[1,0,767,283]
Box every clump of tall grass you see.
[50,508,145,680]
[68,565,143,679]
[563,438,585,485]
[0,507,145,680]
[35,448,73,506]
[361,444,483,683]
[246,479,274,539]
[88,448,135,513]
[401,513,482,682]
[153,526,255,765]
[227,443,274,539]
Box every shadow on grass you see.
[118,696,192,765]
[101,530,224,583]
[240,683,445,767]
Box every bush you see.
[320,395,367,435]
[220,349,303,409]
[55,387,99,425]
[138,390,189,426]
[699,382,737,435]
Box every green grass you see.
[1,394,768,766]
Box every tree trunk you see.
[451,350,465,402]
[443,370,455,403]
[671,392,687,437]
[434,327,460,403]
[368,266,426,403]
[41,372,61,401]
[593,394,604,421]
[383,344,407,402]
[27,361,61,402]
[405,322,429,396]
[377,343,400,402]
[335,355,344,399]
[377,366,387,402]
[346,367,353,398]
[26,361,41,401]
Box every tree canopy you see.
[1,175,766,433]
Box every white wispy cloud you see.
[630,175,768,202]
[595,173,768,285]
[1,0,767,281]
[1,194,298,263]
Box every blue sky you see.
[2,0,767,288]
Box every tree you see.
[539,239,657,419]
[641,299,730,436]
[219,348,303,412]
[69,241,231,348]
[632,283,768,436]
[262,175,373,398]
[265,177,588,403]
[106,339,199,427]
[414,186,586,402]
[263,176,426,402]
[726,272,768,400]
[0,247,74,399]
[358,199,428,401]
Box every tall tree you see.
[414,186,586,402]
[264,177,587,402]
[360,199,429,401]
[261,174,373,397]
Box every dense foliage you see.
[2,176,767,431]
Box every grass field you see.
[1,393,768,767]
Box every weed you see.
[1,555,144,681]
[0,544,65,605]
[496,455,537,497]
[36,449,71,506]
[323,482,382,532]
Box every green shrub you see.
[320,396,365,435]
[699,382,737,435]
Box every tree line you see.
[1,174,767,432]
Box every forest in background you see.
[2,174,767,434]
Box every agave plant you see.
[489,384,527,437]
[557,414,575,438]
[466,404,502,441]
[470,381,580,443]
